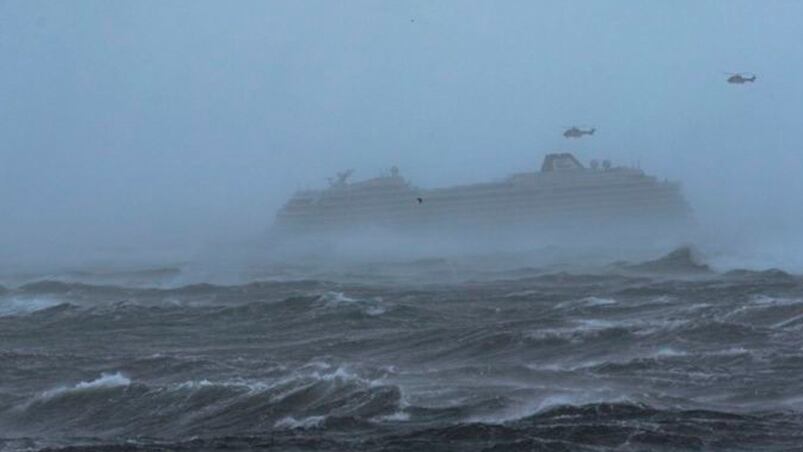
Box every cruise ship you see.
[271,153,692,248]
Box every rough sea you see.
[2,248,803,451]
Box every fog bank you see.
[1,1,801,272]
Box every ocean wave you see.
[315,291,387,316]
[527,346,691,375]
[274,415,325,430]
[7,364,403,438]
[524,324,630,345]
[7,393,803,451]
[772,312,803,329]
[749,294,803,306]
[653,346,689,357]
[715,296,803,330]
[11,278,331,302]
[4,262,803,450]
[0,296,66,317]
[553,296,618,310]
[388,402,803,450]
[724,268,796,281]
[39,372,131,400]
[523,317,690,344]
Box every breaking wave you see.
[2,248,803,450]
[39,372,131,400]
[0,296,65,317]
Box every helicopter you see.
[563,126,596,139]
[726,72,756,84]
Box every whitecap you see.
[171,378,270,393]
[773,313,803,329]
[526,361,602,372]
[366,306,386,316]
[750,295,803,306]
[317,291,358,306]
[374,411,410,422]
[654,347,688,357]
[554,297,617,310]
[467,391,633,424]
[274,415,325,430]
[504,289,540,298]
[313,366,364,383]
[706,347,750,356]
[41,372,130,399]
[0,296,63,317]
[526,317,689,343]
[316,291,387,316]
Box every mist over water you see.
[1,0,802,274]
[2,1,803,451]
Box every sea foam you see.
[41,372,131,400]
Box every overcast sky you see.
[1,1,801,269]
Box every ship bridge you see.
[540,153,585,172]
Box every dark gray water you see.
[2,249,803,451]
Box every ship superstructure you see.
[272,153,691,242]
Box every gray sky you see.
[1,1,802,268]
